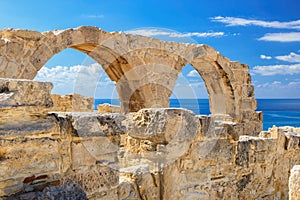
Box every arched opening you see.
[93,69,120,110]
[170,64,210,115]
[27,27,133,113]
[190,56,236,118]
[26,27,251,119]
[34,47,119,112]
[0,26,260,133]
[34,48,88,95]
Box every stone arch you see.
[0,26,116,79]
[186,45,256,120]
[189,60,234,116]
[33,26,114,74]
[89,47,187,112]
[0,26,257,122]
[92,32,246,118]
[76,31,253,119]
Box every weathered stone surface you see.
[98,103,120,113]
[0,28,42,41]
[0,138,60,181]
[0,114,59,137]
[0,107,299,199]
[235,140,250,167]
[289,165,300,200]
[62,166,119,197]
[8,183,88,200]
[40,183,88,200]
[71,137,119,170]
[51,94,93,112]
[119,165,161,199]
[0,78,53,108]
[122,108,200,168]
[66,112,126,137]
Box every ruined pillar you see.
[114,58,182,113]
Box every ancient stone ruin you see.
[0,26,299,199]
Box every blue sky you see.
[1,0,300,98]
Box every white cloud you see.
[211,16,300,29]
[187,70,200,77]
[260,54,272,60]
[84,14,104,19]
[288,81,300,86]
[188,82,205,87]
[255,80,300,98]
[258,32,300,42]
[275,52,300,62]
[126,28,224,38]
[257,81,300,90]
[252,63,300,76]
[256,81,282,88]
[35,63,114,96]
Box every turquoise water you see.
[94,99,300,130]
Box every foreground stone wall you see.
[122,112,300,199]
[0,106,299,199]
[0,78,298,199]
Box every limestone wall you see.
[121,112,300,199]
[0,104,299,199]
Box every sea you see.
[94,99,300,131]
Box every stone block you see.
[98,103,120,113]
[192,139,234,164]
[71,137,119,169]
[235,140,250,167]
[0,138,60,181]
[62,165,119,196]
[71,141,96,169]
[30,44,53,70]
[284,131,300,150]
[0,78,53,108]
[208,120,241,140]
[126,108,199,143]
[185,169,210,184]
[242,84,254,97]
[0,114,59,137]
[51,94,94,112]
[68,112,126,137]
[289,165,300,200]
[248,137,276,152]
[40,183,88,200]
[241,98,257,111]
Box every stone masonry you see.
[0,27,299,199]
[0,26,258,133]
